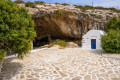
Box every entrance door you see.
[91,39,96,49]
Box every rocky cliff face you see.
[26,3,120,46]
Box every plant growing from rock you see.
[55,3,59,5]
[75,5,120,13]
[0,0,36,59]
[14,0,24,4]
[61,3,69,6]
[58,9,63,16]
[25,1,36,8]
[34,1,45,5]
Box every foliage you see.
[101,29,120,53]
[25,1,36,8]
[75,5,87,11]
[53,39,67,47]
[0,50,5,60]
[55,3,59,5]
[101,17,120,53]
[34,1,45,5]
[105,17,120,32]
[14,0,24,4]
[0,0,36,59]
[58,9,62,16]
[75,5,120,12]
[61,3,69,6]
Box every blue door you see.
[91,39,96,49]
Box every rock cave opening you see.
[33,34,82,49]
[33,37,49,49]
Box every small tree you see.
[101,17,120,53]
[0,0,36,59]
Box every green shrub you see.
[95,6,105,10]
[55,3,59,5]
[0,50,6,60]
[101,29,120,53]
[105,17,120,32]
[84,5,94,9]
[53,39,67,47]
[75,5,120,13]
[34,1,45,5]
[75,5,87,11]
[61,3,69,6]
[25,1,36,8]
[58,9,62,16]
[73,5,77,7]
[14,0,25,4]
[0,0,36,59]
[101,17,120,53]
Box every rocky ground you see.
[1,48,120,80]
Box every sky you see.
[12,0,120,9]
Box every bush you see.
[58,9,62,16]
[0,50,6,60]
[14,0,25,4]
[105,17,120,32]
[101,30,120,53]
[101,17,120,53]
[95,6,105,10]
[84,5,94,9]
[34,1,45,5]
[0,0,36,59]
[61,3,69,6]
[75,5,120,12]
[25,1,36,8]
[53,39,67,47]
[75,5,87,11]
[55,3,59,5]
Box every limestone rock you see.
[59,46,65,49]
[41,44,49,48]
[66,42,78,48]
[18,3,120,46]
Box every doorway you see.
[91,39,96,49]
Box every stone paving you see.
[1,48,120,80]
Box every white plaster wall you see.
[82,30,104,49]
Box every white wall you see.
[82,30,104,49]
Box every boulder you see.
[59,46,65,49]
[41,44,49,48]
[66,42,78,48]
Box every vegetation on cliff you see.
[58,9,63,16]
[101,17,120,53]
[74,5,120,12]
[14,0,24,4]
[14,0,120,13]
[0,0,36,59]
